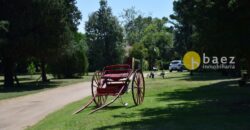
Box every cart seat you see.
[102,73,129,80]
[104,64,131,70]
[102,64,132,81]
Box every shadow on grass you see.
[178,72,236,81]
[0,80,63,93]
[0,77,35,82]
[94,79,250,130]
[163,72,233,81]
[101,106,125,111]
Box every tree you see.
[0,0,81,89]
[124,14,173,70]
[122,13,152,45]
[0,0,34,88]
[121,7,143,45]
[32,0,81,82]
[170,0,196,57]
[27,62,36,78]
[0,21,9,32]
[86,0,124,71]
[140,18,173,70]
[0,20,9,74]
[49,32,88,78]
[129,43,148,59]
[171,0,250,72]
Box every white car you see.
[169,60,183,72]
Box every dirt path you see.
[0,81,91,130]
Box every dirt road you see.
[0,82,91,130]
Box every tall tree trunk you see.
[41,59,48,82]
[190,70,193,76]
[3,58,14,89]
[14,73,20,87]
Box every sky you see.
[76,0,175,33]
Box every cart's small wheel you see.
[91,71,107,107]
[132,70,145,105]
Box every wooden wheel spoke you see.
[135,81,139,87]
[133,86,138,89]
[98,96,101,101]
[92,71,107,107]
[101,96,106,103]
[136,75,140,85]
[100,96,103,104]
[137,74,142,87]
[138,85,142,103]
[139,89,144,103]
[136,93,139,103]
[97,96,100,105]
[139,90,143,103]
[95,73,101,84]
[140,88,143,95]
[93,90,97,94]
[94,73,98,80]
[137,92,140,104]
[139,92,142,103]
[94,78,99,86]
[134,75,138,85]
[140,95,143,103]
[132,71,145,105]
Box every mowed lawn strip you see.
[0,74,92,100]
[27,72,250,130]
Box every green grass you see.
[0,74,92,100]
[27,72,250,130]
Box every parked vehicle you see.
[169,60,183,72]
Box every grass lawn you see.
[0,74,92,100]
[27,72,250,130]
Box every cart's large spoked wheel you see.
[91,71,107,107]
[132,70,145,105]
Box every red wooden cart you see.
[74,59,145,114]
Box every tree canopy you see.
[0,0,83,89]
[125,15,173,70]
[171,0,250,71]
[86,0,124,71]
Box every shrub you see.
[49,41,88,78]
